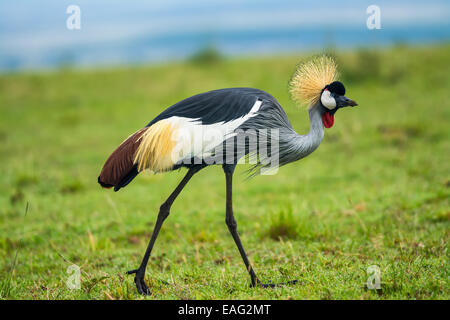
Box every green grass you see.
[0,45,449,300]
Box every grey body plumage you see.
[231,97,325,174]
[280,103,325,164]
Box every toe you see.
[135,277,150,295]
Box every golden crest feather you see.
[289,55,338,108]
[133,120,177,173]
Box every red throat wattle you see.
[322,112,334,128]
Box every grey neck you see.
[287,104,324,162]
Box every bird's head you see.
[319,81,358,128]
[289,56,358,128]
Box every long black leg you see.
[223,164,298,288]
[127,166,203,295]
[223,164,261,286]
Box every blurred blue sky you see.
[0,0,449,71]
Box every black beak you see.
[336,95,358,107]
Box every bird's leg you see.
[127,166,202,295]
[223,165,298,288]
[223,165,261,286]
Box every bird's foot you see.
[252,279,298,288]
[127,269,151,295]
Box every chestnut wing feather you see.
[98,128,147,188]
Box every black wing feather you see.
[147,88,280,126]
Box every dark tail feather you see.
[98,176,114,189]
[98,128,147,191]
[114,166,139,192]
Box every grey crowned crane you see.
[98,56,358,295]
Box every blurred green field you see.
[0,45,449,300]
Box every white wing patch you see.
[166,99,262,165]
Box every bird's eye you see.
[320,90,336,110]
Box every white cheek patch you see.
[320,90,336,110]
